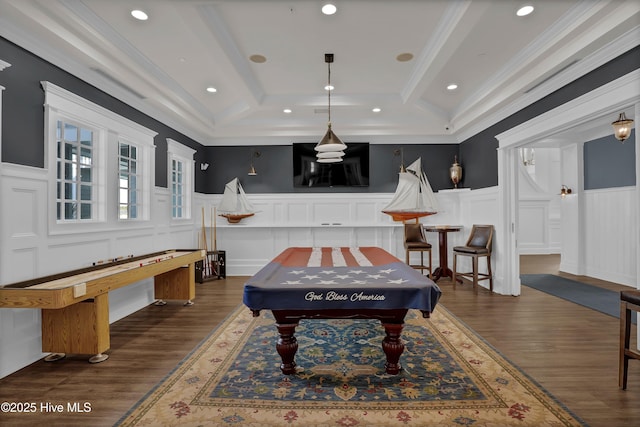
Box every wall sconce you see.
[248,151,260,176]
[520,147,535,166]
[612,112,634,142]
[200,163,209,171]
[559,185,572,198]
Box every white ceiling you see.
[0,0,638,146]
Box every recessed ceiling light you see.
[131,10,148,21]
[283,108,292,114]
[516,5,534,16]
[322,3,337,15]
[396,53,414,62]
[324,84,334,91]
[206,87,217,93]
[372,107,381,113]
[447,83,458,91]
[249,54,267,63]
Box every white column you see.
[559,143,585,275]
[496,145,520,295]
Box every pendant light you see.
[612,112,634,142]
[315,53,346,161]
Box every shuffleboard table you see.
[243,247,441,375]
[0,249,205,363]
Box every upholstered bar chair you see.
[404,223,432,278]
[452,224,494,292]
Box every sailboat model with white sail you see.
[382,157,438,222]
[217,177,257,223]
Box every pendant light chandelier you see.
[315,53,346,163]
[611,112,634,142]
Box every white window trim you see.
[167,138,195,221]
[42,81,157,234]
[117,137,153,222]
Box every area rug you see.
[521,274,634,324]
[116,305,585,426]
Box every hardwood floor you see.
[0,255,638,426]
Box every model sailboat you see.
[217,177,257,223]
[382,157,438,222]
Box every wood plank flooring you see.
[0,254,638,426]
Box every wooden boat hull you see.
[220,213,254,224]
[382,211,437,222]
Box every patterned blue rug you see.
[212,313,484,402]
[117,306,586,426]
[521,274,635,324]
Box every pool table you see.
[243,247,441,375]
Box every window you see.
[43,81,157,232]
[167,138,195,221]
[171,158,184,218]
[56,120,96,221]
[119,142,141,219]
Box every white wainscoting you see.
[193,188,503,291]
[457,187,501,292]
[583,186,637,286]
[194,191,471,277]
[518,198,561,254]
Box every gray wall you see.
[584,130,636,190]
[201,144,460,194]
[459,45,640,190]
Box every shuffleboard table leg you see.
[153,299,167,306]
[184,300,194,306]
[381,323,404,375]
[275,323,299,375]
[89,353,109,363]
[44,353,66,362]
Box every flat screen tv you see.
[293,142,369,187]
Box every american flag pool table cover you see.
[243,247,441,313]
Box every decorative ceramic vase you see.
[449,156,462,189]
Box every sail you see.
[382,158,438,221]
[217,178,256,215]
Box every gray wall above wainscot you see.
[584,130,636,190]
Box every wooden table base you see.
[269,308,412,375]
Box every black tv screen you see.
[293,142,369,187]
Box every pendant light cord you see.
[327,60,331,125]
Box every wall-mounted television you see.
[293,142,370,187]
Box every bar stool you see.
[452,224,493,292]
[404,223,432,278]
[619,290,640,389]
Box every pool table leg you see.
[275,323,299,374]
[382,323,404,375]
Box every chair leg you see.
[452,253,457,289]
[472,256,478,292]
[620,302,631,389]
[487,254,493,292]
[428,249,432,279]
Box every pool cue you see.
[210,206,214,252]
[213,207,217,252]
[201,207,209,276]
